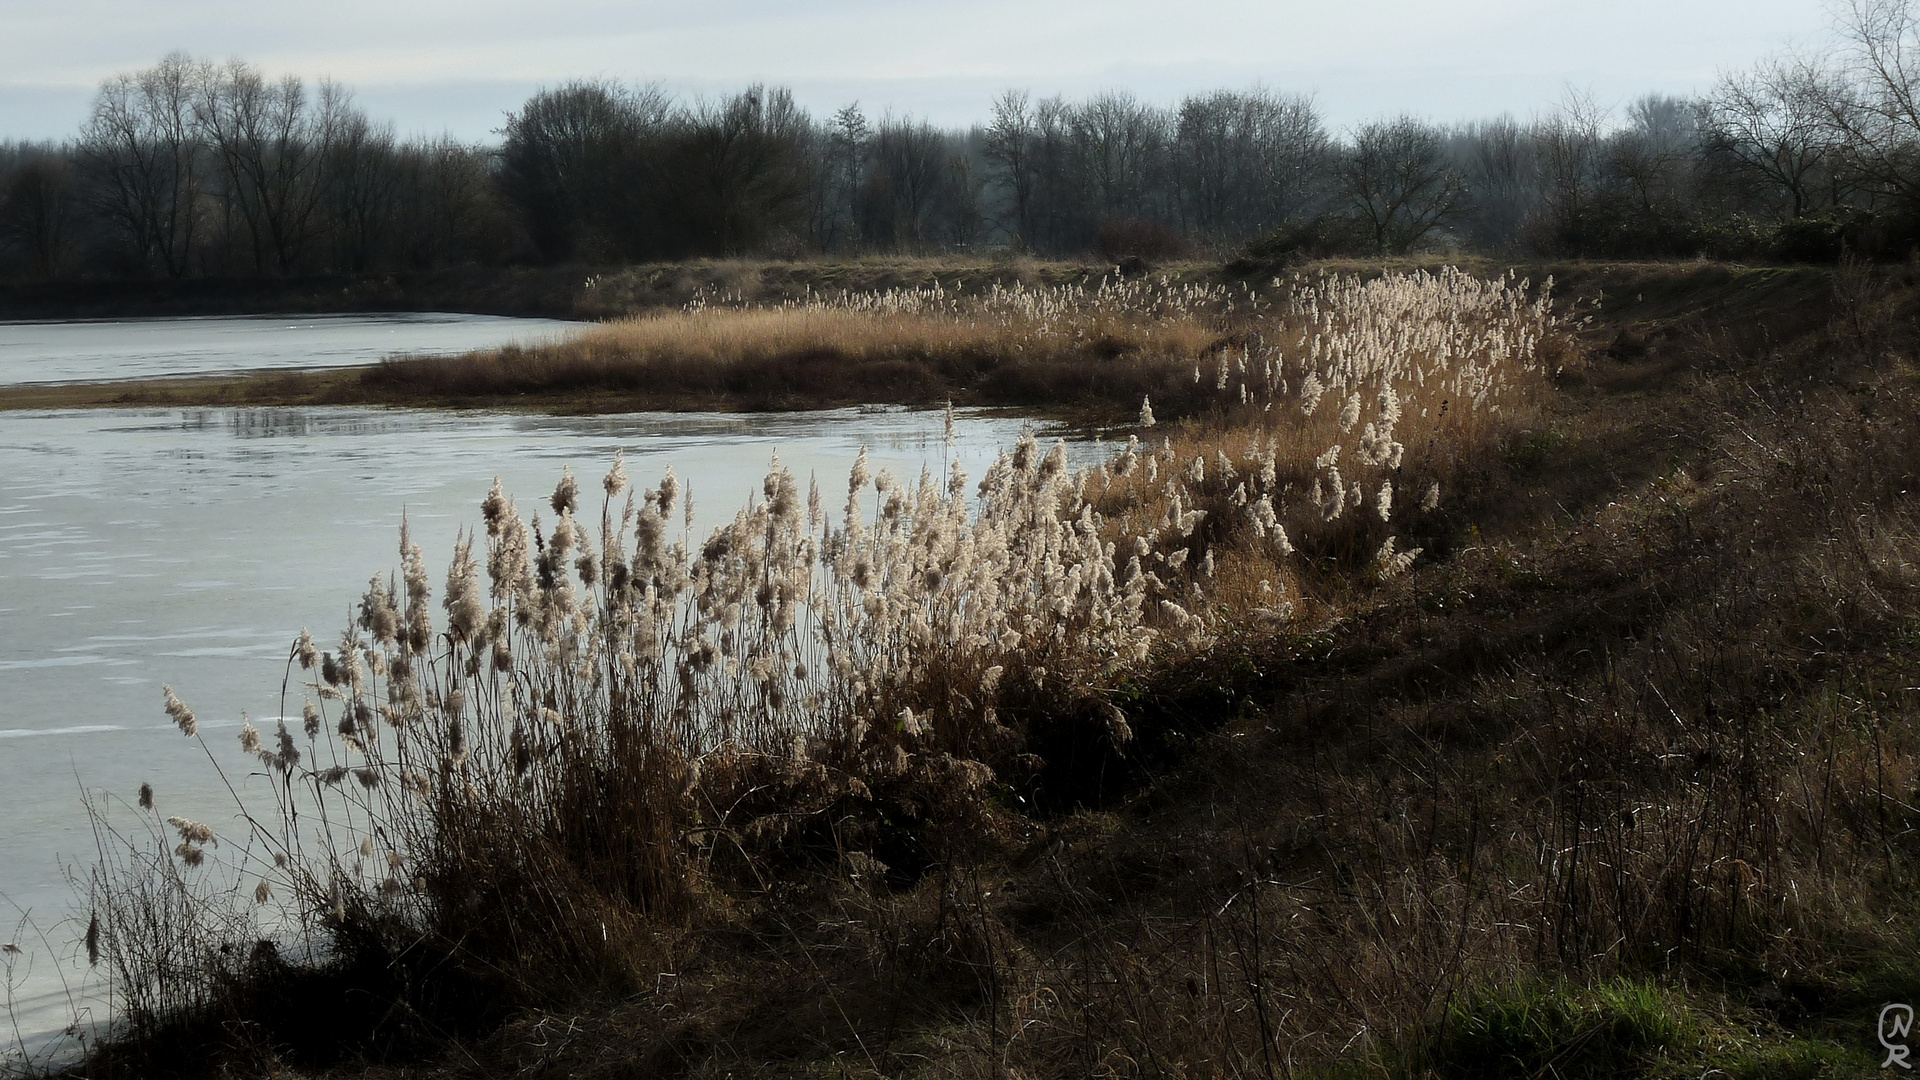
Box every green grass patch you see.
[1413,978,1689,1079]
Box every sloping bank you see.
[39,260,1920,1079]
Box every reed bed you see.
[366,276,1251,413]
[75,267,1561,1067]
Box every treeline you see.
[12,4,1920,280]
[0,54,509,282]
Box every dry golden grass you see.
[364,277,1248,415]
[78,265,1551,998]
[574,300,1221,367]
[88,264,1920,1080]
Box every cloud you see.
[0,0,1833,141]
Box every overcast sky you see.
[0,0,1838,143]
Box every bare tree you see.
[984,91,1089,251]
[1337,117,1463,253]
[824,103,870,250]
[665,85,813,255]
[1529,92,1609,252]
[1453,117,1534,248]
[1027,96,1084,249]
[194,61,356,275]
[77,52,208,276]
[0,146,76,279]
[1706,57,1843,218]
[393,138,504,268]
[1174,88,1327,239]
[866,116,953,250]
[1822,0,1920,210]
[1070,92,1170,222]
[984,90,1038,245]
[324,111,399,272]
[498,80,671,261]
[943,145,983,248]
[1607,95,1705,239]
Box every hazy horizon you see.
[0,0,1835,142]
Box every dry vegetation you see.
[0,262,1241,416]
[20,260,1920,1079]
[360,264,1560,430]
[361,273,1257,416]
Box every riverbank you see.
[30,259,1920,1079]
[0,359,1154,420]
[0,261,1842,425]
[0,257,1133,323]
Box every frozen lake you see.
[0,337,1090,1060]
[0,312,587,386]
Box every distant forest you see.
[7,4,1920,279]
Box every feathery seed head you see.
[444,534,485,643]
[849,446,871,494]
[168,816,214,845]
[1375,537,1422,579]
[274,719,299,768]
[604,450,628,497]
[482,476,509,536]
[162,685,197,737]
[551,466,579,516]
[1339,393,1362,432]
[657,465,680,516]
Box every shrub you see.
[1093,217,1193,266]
[1242,214,1374,262]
